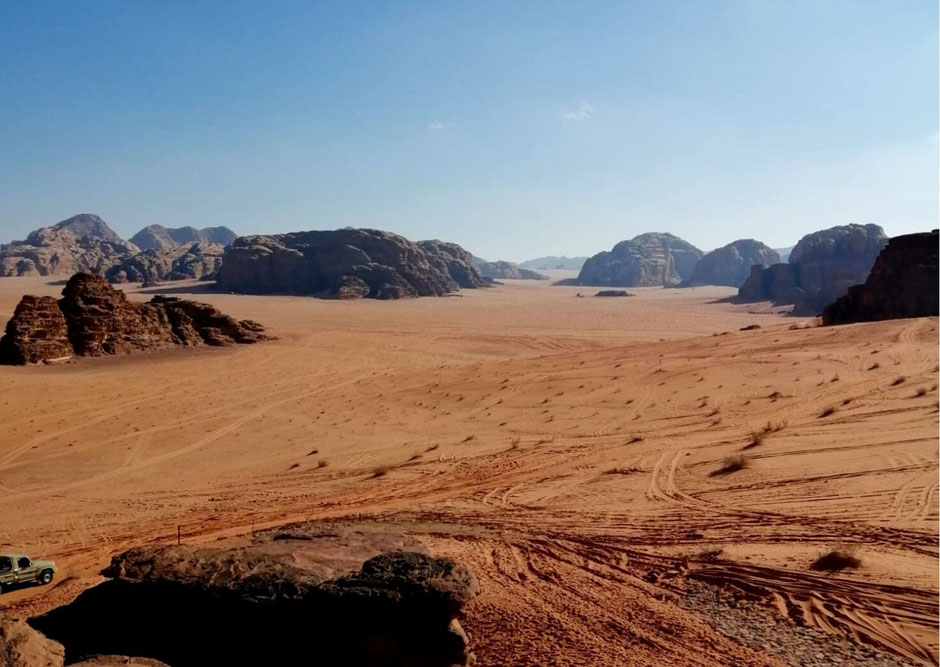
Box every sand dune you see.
[0,276,936,665]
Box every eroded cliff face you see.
[216,229,485,299]
[822,230,939,325]
[577,233,703,287]
[687,240,780,287]
[736,224,889,315]
[106,243,225,285]
[130,225,237,251]
[0,273,268,365]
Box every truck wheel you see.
[38,570,53,585]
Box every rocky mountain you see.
[131,224,237,251]
[30,524,478,666]
[822,230,938,325]
[472,257,548,280]
[519,256,588,271]
[0,214,140,277]
[775,246,794,263]
[0,273,268,365]
[737,224,888,316]
[576,233,703,287]
[215,229,486,299]
[106,243,225,285]
[686,239,780,287]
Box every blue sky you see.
[0,1,936,261]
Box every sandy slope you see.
[0,276,936,665]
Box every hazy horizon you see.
[1,1,936,262]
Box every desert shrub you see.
[819,405,837,418]
[811,546,861,571]
[713,454,749,475]
[371,465,390,478]
[891,376,906,386]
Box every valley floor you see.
[0,276,936,665]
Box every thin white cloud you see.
[559,100,593,120]
[428,121,445,130]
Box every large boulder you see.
[0,215,139,277]
[472,257,548,281]
[577,233,703,287]
[31,543,478,667]
[737,224,888,315]
[822,230,939,325]
[686,239,780,287]
[0,273,269,364]
[106,243,225,284]
[216,229,485,299]
[130,225,237,251]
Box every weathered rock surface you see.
[577,233,703,287]
[822,230,939,325]
[686,240,780,287]
[216,229,485,299]
[0,615,66,667]
[472,257,548,281]
[106,243,224,284]
[130,225,237,251]
[737,224,888,315]
[0,273,268,365]
[0,215,139,277]
[32,539,478,667]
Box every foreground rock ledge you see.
[30,545,478,667]
[0,273,269,365]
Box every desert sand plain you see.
[0,274,936,666]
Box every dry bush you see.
[462,435,475,443]
[604,466,643,475]
[744,430,764,449]
[407,453,422,461]
[819,405,837,418]
[288,463,300,470]
[698,547,724,561]
[628,435,644,443]
[830,374,839,383]
[891,376,906,386]
[425,443,439,452]
[306,448,318,456]
[317,459,328,468]
[712,454,750,476]
[371,465,390,478]
[842,397,853,406]
[810,545,861,572]
[915,386,928,397]
[868,362,880,370]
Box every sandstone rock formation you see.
[0,214,140,277]
[130,225,237,251]
[686,239,780,287]
[520,256,588,271]
[576,233,703,287]
[0,273,268,365]
[31,541,478,667]
[106,243,225,284]
[737,224,888,315]
[822,230,939,325]
[472,258,548,281]
[0,615,66,667]
[216,229,485,299]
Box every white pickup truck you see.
[0,553,56,592]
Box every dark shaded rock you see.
[472,257,548,280]
[577,233,703,287]
[686,240,780,287]
[216,229,484,299]
[106,243,224,284]
[0,273,269,364]
[595,290,633,297]
[0,215,139,277]
[822,230,939,325]
[130,225,237,251]
[32,545,477,667]
[416,240,487,289]
[0,296,73,365]
[737,224,888,315]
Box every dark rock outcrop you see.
[31,544,478,667]
[576,233,703,287]
[0,273,268,365]
[595,290,633,297]
[130,225,237,251]
[737,224,889,315]
[216,229,485,299]
[0,214,139,277]
[686,239,780,287]
[106,243,224,284]
[472,257,548,281]
[822,230,939,325]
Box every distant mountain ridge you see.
[131,225,237,250]
[471,256,548,280]
[519,256,587,271]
